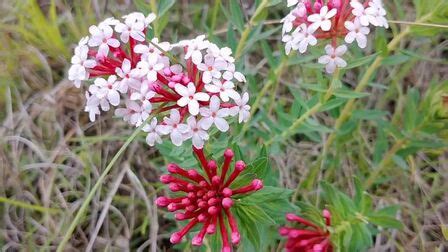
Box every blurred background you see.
[0,0,447,251]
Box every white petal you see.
[175,84,189,96]
[188,100,200,115]
[107,90,120,106]
[214,117,229,132]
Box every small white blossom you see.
[89,75,123,106]
[84,91,101,122]
[175,82,210,116]
[158,109,189,146]
[350,0,378,27]
[184,116,209,149]
[307,6,337,31]
[207,44,235,63]
[88,24,120,57]
[142,117,163,146]
[131,57,164,82]
[293,24,318,53]
[184,35,209,65]
[318,44,347,74]
[199,96,229,132]
[197,54,227,84]
[134,38,170,62]
[222,63,246,83]
[68,64,88,88]
[205,80,239,102]
[115,100,149,126]
[229,92,250,123]
[115,13,146,43]
[344,18,370,48]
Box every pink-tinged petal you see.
[192,50,203,65]
[204,54,214,66]
[335,57,347,68]
[324,44,334,55]
[214,117,229,132]
[234,72,246,82]
[202,71,213,84]
[177,124,189,133]
[192,135,204,149]
[307,14,321,23]
[209,96,220,111]
[242,92,249,103]
[84,60,97,68]
[170,130,183,146]
[175,83,189,96]
[318,55,331,64]
[205,84,220,93]
[177,97,189,107]
[147,71,158,82]
[335,45,347,56]
[200,117,214,130]
[107,38,120,48]
[131,30,145,42]
[188,100,200,115]
[194,92,210,102]
[228,107,239,117]
[158,125,172,135]
[214,59,227,70]
[200,107,212,117]
[170,109,181,122]
[217,108,229,117]
[345,33,355,43]
[325,61,337,73]
[326,8,337,18]
[344,21,354,31]
[107,90,120,106]
[321,20,332,31]
[187,82,196,94]
[134,44,149,54]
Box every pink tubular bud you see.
[212,176,221,186]
[313,244,324,252]
[197,190,205,197]
[198,213,207,222]
[192,235,203,246]
[252,179,263,190]
[155,197,169,207]
[224,149,234,158]
[187,192,196,199]
[207,191,216,198]
[279,227,290,236]
[313,1,322,11]
[186,204,196,212]
[170,232,182,244]
[323,209,331,219]
[181,198,191,205]
[206,224,216,234]
[222,247,231,252]
[199,180,208,187]
[208,160,217,171]
[167,203,178,212]
[222,188,233,197]
[167,163,180,173]
[208,206,219,215]
[187,183,195,191]
[231,232,241,244]
[169,183,181,191]
[182,76,190,84]
[163,67,172,76]
[235,160,246,171]
[160,174,172,184]
[208,197,218,206]
[222,198,233,209]
[175,213,186,220]
[171,75,182,82]
[286,213,299,221]
[198,200,207,209]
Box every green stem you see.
[0,197,60,214]
[234,0,269,59]
[150,0,158,37]
[266,69,340,146]
[56,125,144,252]
[240,56,289,135]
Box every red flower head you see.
[156,147,264,251]
[279,210,333,252]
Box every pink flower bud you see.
[208,160,217,170]
[212,176,221,185]
[163,67,172,76]
[222,198,233,209]
[182,76,190,84]
[167,203,177,212]
[186,204,197,212]
[169,183,181,191]
[198,200,207,209]
[208,206,219,215]
[207,191,216,198]
[170,232,182,244]
[198,213,207,222]
[222,188,233,197]
[222,247,231,252]
[224,148,234,158]
[206,224,216,234]
[208,197,218,206]
[167,163,179,173]
[199,180,208,187]
[192,235,203,246]
[181,198,191,205]
[252,179,263,190]
[171,75,182,82]
[235,160,246,171]
[155,197,169,207]
[231,231,241,244]
[286,213,298,221]
[279,227,290,236]
[188,169,199,177]
[175,213,186,220]
[187,192,196,199]
[187,183,195,191]
[323,209,331,219]
[160,174,172,184]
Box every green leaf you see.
[231,156,269,188]
[345,53,378,69]
[228,0,245,32]
[158,0,176,17]
[367,214,404,229]
[333,89,371,99]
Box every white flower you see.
[344,18,370,48]
[68,64,88,88]
[129,81,155,115]
[318,44,347,74]
[282,34,295,55]
[184,35,209,65]
[71,44,96,69]
[282,13,296,35]
[158,109,189,146]
[229,92,250,123]
[134,38,170,62]
[205,80,239,102]
[307,6,337,31]
[222,63,246,83]
[287,0,300,7]
[89,75,122,106]
[184,116,209,149]
[100,17,120,27]
[88,24,120,57]
[175,82,210,116]
[142,117,163,146]
[131,57,164,82]
[84,91,101,122]
[350,0,378,27]
[207,44,235,63]
[115,59,137,92]
[292,24,318,53]
[144,13,156,27]
[115,100,149,126]
[199,95,229,132]
[366,0,389,28]
[115,13,146,43]
[197,54,227,84]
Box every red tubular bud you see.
[211,176,221,186]
[224,208,240,245]
[232,179,264,195]
[223,161,246,188]
[155,196,170,207]
[170,218,199,244]
[222,188,232,197]
[252,179,263,190]
[208,206,219,215]
[286,213,320,230]
[279,227,290,236]
[208,160,217,176]
[167,163,181,173]
[219,214,231,252]
[208,197,219,206]
[160,174,173,184]
[221,149,234,181]
[222,198,233,209]
[323,209,331,226]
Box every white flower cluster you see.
[282,0,388,73]
[68,13,250,149]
